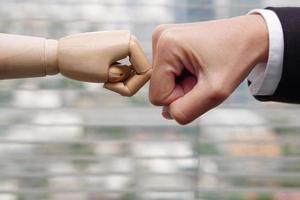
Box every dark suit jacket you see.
[252,7,300,103]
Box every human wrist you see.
[244,14,269,64]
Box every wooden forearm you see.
[0,34,59,79]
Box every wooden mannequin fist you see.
[0,31,152,96]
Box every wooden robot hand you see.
[0,31,151,96]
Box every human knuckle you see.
[171,108,190,125]
[152,24,170,41]
[148,88,163,106]
[149,94,163,106]
[158,30,178,46]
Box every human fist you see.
[149,14,269,125]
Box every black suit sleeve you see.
[252,7,300,103]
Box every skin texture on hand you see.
[149,14,269,125]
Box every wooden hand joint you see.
[104,35,152,96]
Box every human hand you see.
[149,14,269,125]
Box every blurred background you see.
[0,0,300,200]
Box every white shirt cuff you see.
[247,9,284,96]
